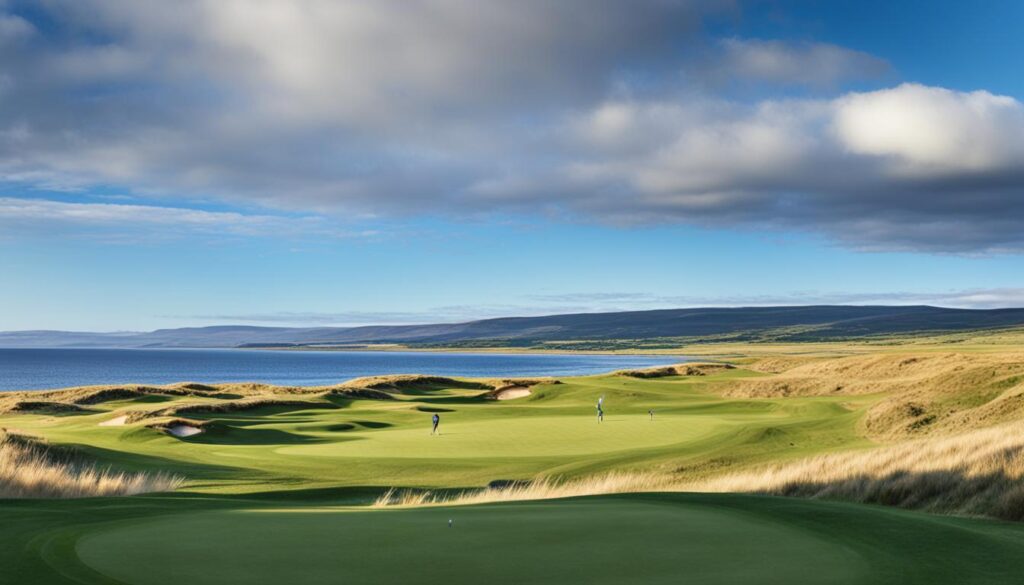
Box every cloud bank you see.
[0,1,1022,252]
[0,197,372,240]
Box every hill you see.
[4,305,1024,348]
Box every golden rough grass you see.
[376,421,1024,521]
[729,352,1024,398]
[372,472,673,508]
[693,421,1024,520]
[0,376,498,414]
[725,352,1024,439]
[0,432,183,498]
[615,362,735,379]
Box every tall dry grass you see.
[372,471,672,508]
[0,432,183,498]
[694,421,1024,520]
[375,422,1024,521]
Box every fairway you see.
[279,413,722,458]
[62,494,1024,585]
[0,370,867,491]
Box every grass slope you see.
[6,493,1024,584]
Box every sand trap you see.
[494,386,531,400]
[99,415,129,427]
[167,424,202,438]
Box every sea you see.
[0,348,686,391]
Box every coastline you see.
[0,348,689,393]
[241,344,693,357]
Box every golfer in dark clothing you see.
[431,413,440,435]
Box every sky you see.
[2,0,1024,331]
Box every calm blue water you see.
[0,348,686,391]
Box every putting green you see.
[278,414,722,459]
[71,494,1024,585]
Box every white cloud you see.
[833,84,1024,173]
[0,197,372,239]
[528,289,1024,310]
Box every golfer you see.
[431,413,440,435]
[596,397,604,423]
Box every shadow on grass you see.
[182,424,335,446]
[176,402,340,419]
[67,441,259,483]
[415,406,455,413]
[353,420,392,429]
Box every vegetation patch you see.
[150,398,337,418]
[340,375,492,393]
[320,388,394,401]
[5,401,93,415]
[696,421,1024,521]
[617,362,735,378]
[0,430,182,498]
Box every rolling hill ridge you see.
[3,305,1024,348]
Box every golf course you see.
[3,348,1024,583]
[5,0,1024,581]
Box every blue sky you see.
[1,1,1024,330]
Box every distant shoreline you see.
[240,344,691,357]
[0,347,686,392]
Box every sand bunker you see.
[167,424,202,438]
[494,386,532,400]
[99,415,128,427]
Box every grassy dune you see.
[696,421,1024,520]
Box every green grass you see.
[5,367,1019,583]
[8,493,1024,584]
[1,370,870,492]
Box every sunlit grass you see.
[0,432,182,498]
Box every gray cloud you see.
[709,38,891,87]
[563,84,1024,252]
[0,2,1022,253]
